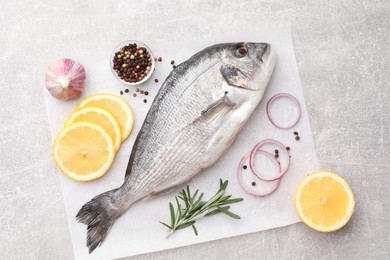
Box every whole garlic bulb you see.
[45,58,86,100]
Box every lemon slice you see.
[53,122,115,182]
[294,170,355,232]
[65,106,122,152]
[77,94,134,141]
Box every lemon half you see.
[295,170,355,232]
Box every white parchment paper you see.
[42,28,319,260]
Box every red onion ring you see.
[250,139,290,182]
[237,150,281,196]
[266,93,301,129]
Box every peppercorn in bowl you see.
[110,40,155,86]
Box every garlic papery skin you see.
[45,58,86,100]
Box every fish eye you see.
[236,46,248,58]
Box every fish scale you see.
[76,42,276,253]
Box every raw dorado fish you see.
[76,42,276,253]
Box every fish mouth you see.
[256,43,271,63]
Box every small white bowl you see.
[110,40,155,86]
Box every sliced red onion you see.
[237,150,281,196]
[250,139,290,182]
[266,93,301,129]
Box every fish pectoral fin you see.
[198,94,235,121]
[220,64,248,89]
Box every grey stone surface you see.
[0,0,389,259]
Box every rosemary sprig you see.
[160,179,243,237]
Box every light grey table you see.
[1,1,389,259]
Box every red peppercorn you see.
[170,60,175,65]
[158,57,162,62]
[133,93,137,97]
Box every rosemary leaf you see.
[219,195,232,203]
[169,202,175,227]
[160,221,172,229]
[220,198,244,205]
[191,189,199,204]
[217,206,241,219]
[192,224,198,236]
[205,206,230,217]
[176,221,196,230]
[186,185,191,201]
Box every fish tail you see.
[76,188,121,253]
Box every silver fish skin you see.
[76,42,276,253]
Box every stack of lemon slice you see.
[53,94,134,182]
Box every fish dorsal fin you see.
[220,65,248,89]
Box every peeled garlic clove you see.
[45,58,86,100]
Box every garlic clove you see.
[45,58,86,100]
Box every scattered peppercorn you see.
[112,43,153,83]
[158,57,162,62]
[293,131,298,135]
[155,79,159,83]
[120,90,123,95]
[173,65,177,69]
[140,90,144,94]
[125,89,129,93]
[136,88,140,92]
[243,165,247,170]
[145,91,149,96]
[295,135,300,141]
[251,182,256,186]
[275,149,279,154]
[143,99,147,103]
[286,146,290,151]
[154,56,157,61]
[133,93,137,97]
[275,154,279,158]
[170,60,175,65]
